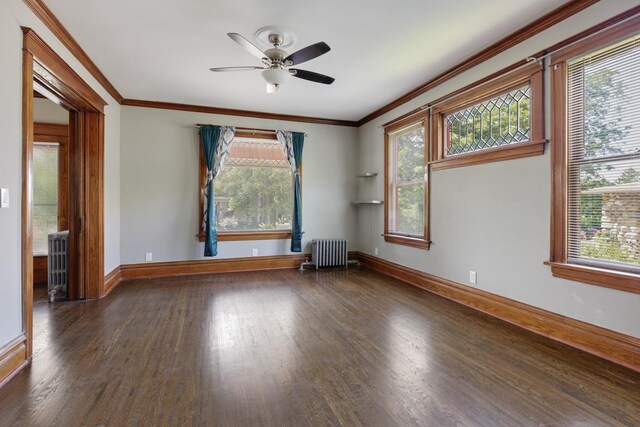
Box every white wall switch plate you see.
[374,247,379,255]
[469,270,477,284]
[0,188,9,208]
[251,248,258,257]
[145,252,152,262]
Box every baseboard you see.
[357,252,640,372]
[119,252,358,281]
[102,266,122,297]
[0,334,29,389]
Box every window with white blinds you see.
[567,34,640,273]
[33,143,60,255]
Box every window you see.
[549,19,640,294]
[198,133,294,241]
[430,63,545,170]
[33,143,59,254]
[384,115,429,249]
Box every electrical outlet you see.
[0,188,9,208]
[252,248,258,257]
[374,247,379,255]
[469,270,477,284]
[145,252,152,262]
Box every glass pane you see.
[33,144,59,254]
[568,159,640,269]
[445,86,531,155]
[569,38,640,160]
[394,125,425,183]
[394,183,424,237]
[215,167,293,231]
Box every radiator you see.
[310,239,348,269]
[48,230,69,302]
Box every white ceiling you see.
[45,0,568,121]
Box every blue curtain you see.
[291,132,304,252]
[200,125,222,257]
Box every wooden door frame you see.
[22,27,106,357]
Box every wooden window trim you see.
[384,114,431,250]
[548,16,640,294]
[197,130,297,242]
[430,62,546,171]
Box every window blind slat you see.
[566,34,640,272]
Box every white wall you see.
[33,98,68,124]
[356,0,640,338]
[0,1,121,347]
[120,106,358,263]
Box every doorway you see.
[22,27,107,358]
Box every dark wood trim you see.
[33,122,68,138]
[22,29,106,370]
[546,262,640,294]
[33,255,47,286]
[356,0,600,126]
[430,63,546,169]
[550,13,640,65]
[383,113,429,247]
[547,18,640,292]
[102,266,122,297]
[198,230,293,242]
[120,252,359,281]
[0,335,29,389]
[550,61,567,263]
[382,234,430,249]
[22,0,123,103]
[22,42,34,359]
[430,140,547,171]
[122,99,358,127]
[23,28,107,113]
[357,253,640,372]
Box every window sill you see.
[545,261,640,294]
[382,234,431,250]
[198,230,292,242]
[430,139,547,171]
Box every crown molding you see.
[22,0,123,103]
[121,99,359,127]
[356,0,600,126]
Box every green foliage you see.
[578,68,631,234]
[215,166,292,230]
[393,126,424,236]
[617,167,640,184]
[581,230,640,265]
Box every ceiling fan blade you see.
[291,69,335,85]
[227,33,269,61]
[285,42,330,66]
[210,66,265,72]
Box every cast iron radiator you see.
[47,230,69,302]
[310,238,349,269]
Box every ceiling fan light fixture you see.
[261,68,291,93]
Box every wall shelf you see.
[353,172,382,205]
[352,200,384,205]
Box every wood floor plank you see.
[1,269,639,426]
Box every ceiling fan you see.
[210,29,335,93]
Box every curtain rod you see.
[195,124,308,137]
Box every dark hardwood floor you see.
[1,269,639,426]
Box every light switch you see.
[0,188,9,208]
